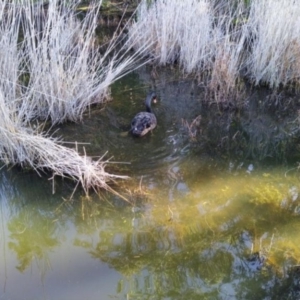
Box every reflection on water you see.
[1,68,300,299]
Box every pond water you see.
[1,67,300,300]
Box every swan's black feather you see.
[131,112,157,137]
[130,92,157,137]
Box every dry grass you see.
[128,0,247,101]
[208,4,247,102]
[128,0,214,71]
[247,0,300,88]
[182,115,201,141]
[0,126,128,195]
[18,0,142,124]
[0,0,146,194]
[129,0,300,92]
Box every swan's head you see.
[148,92,157,103]
[145,92,157,112]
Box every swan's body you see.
[130,92,157,137]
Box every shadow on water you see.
[2,66,300,299]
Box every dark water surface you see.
[1,67,300,300]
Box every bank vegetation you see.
[0,0,148,194]
[1,0,300,194]
[129,0,300,100]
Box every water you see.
[1,67,300,300]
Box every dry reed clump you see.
[0,0,144,193]
[208,8,247,103]
[19,0,141,125]
[129,0,214,71]
[0,114,127,195]
[128,0,247,101]
[129,0,300,92]
[247,0,300,88]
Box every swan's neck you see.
[145,94,155,113]
[146,104,152,113]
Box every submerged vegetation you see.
[4,164,300,299]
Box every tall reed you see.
[18,0,141,124]
[247,0,300,88]
[128,0,247,100]
[129,0,300,91]
[0,0,143,193]
[129,0,214,71]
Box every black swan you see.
[130,92,157,137]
